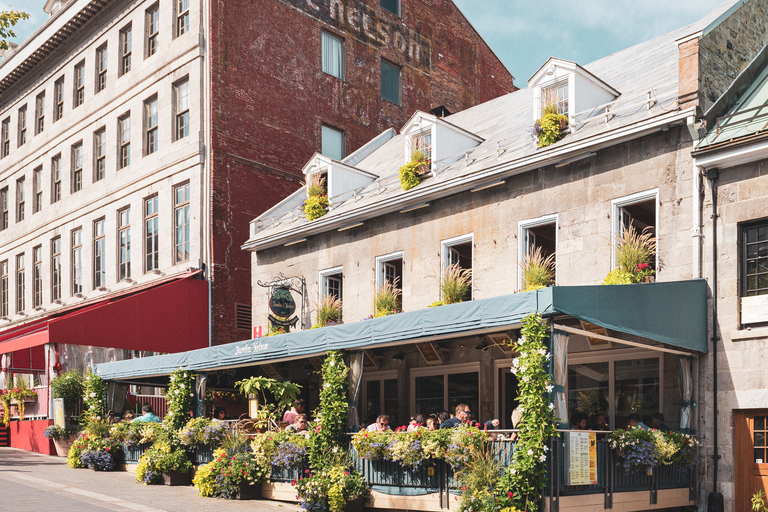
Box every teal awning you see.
[94,279,707,381]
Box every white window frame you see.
[375,251,404,290]
[611,189,658,270]
[409,362,480,416]
[441,234,473,300]
[567,348,663,431]
[319,266,343,301]
[518,214,558,290]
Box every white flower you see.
[520,366,527,373]
[527,449,533,456]
[538,348,548,357]
[543,445,549,452]
[519,407,524,412]
[548,402,555,410]
[539,454,547,462]
[174,390,179,394]
[517,338,525,346]
[510,367,518,374]
[545,353,552,361]
[545,384,554,393]
[511,468,516,475]
[522,376,529,383]
[512,358,519,367]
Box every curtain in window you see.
[678,356,693,433]
[552,330,570,427]
[322,32,344,79]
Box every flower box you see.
[234,481,262,500]
[10,397,37,405]
[161,470,191,486]
[345,497,367,512]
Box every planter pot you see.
[161,470,191,486]
[345,497,368,512]
[558,117,568,130]
[234,481,262,500]
[414,164,431,177]
[643,276,656,283]
[53,436,74,457]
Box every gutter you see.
[244,107,696,252]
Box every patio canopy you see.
[94,279,708,381]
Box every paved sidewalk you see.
[0,447,300,512]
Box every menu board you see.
[568,432,597,485]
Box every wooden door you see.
[735,410,768,511]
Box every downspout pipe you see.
[706,167,723,512]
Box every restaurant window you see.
[118,208,131,280]
[321,125,344,161]
[567,352,661,430]
[118,113,131,169]
[321,31,344,80]
[612,190,657,270]
[54,76,64,121]
[441,234,473,301]
[72,228,83,294]
[381,60,401,105]
[94,127,106,182]
[17,104,27,147]
[519,215,557,290]
[0,260,7,317]
[411,364,479,421]
[32,166,42,214]
[15,253,25,313]
[364,371,399,426]
[410,129,432,162]
[35,92,45,135]
[144,195,159,272]
[95,43,108,93]
[174,182,190,263]
[541,79,569,117]
[119,23,132,76]
[51,237,61,301]
[93,218,106,288]
[320,267,343,302]
[33,245,42,308]
[74,60,85,108]
[51,154,61,203]
[742,220,768,298]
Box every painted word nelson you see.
[286,0,431,69]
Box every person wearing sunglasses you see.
[286,413,310,433]
[439,404,472,429]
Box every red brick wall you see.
[209,0,516,345]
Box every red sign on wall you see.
[253,326,263,338]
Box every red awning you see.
[0,273,209,355]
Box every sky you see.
[3,0,725,86]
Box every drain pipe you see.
[706,167,723,512]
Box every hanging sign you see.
[269,287,297,317]
[268,315,299,330]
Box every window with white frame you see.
[321,31,344,80]
[176,0,189,37]
[94,128,106,182]
[381,60,400,105]
[93,218,106,288]
[71,142,83,193]
[54,76,64,121]
[0,260,7,317]
[144,96,158,155]
[173,78,190,141]
[1,118,9,158]
[441,234,473,301]
[411,364,479,419]
[146,3,159,58]
[95,43,107,93]
[319,266,343,303]
[567,350,661,430]
[541,79,568,117]
[73,61,85,108]
[33,245,42,308]
[321,125,344,160]
[410,129,432,161]
[32,166,42,214]
[119,23,132,76]
[17,104,27,147]
[363,371,399,426]
[118,113,131,169]
[51,154,61,203]
[118,208,131,280]
[15,253,24,313]
[144,195,159,272]
[0,187,7,230]
[519,215,557,290]
[35,92,45,135]
[741,220,768,298]
[15,176,24,222]
[174,182,190,263]
[72,228,83,294]
[612,190,657,270]
[375,252,403,309]
[51,236,61,301]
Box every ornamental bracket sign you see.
[257,273,307,331]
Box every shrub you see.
[49,370,84,419]
[304,194,329,221]
[316,294,342,326]
[519,247,555,291]
[614,225,656,275]
[398,149,430,191]
[374,278,401,316]
[439,263,472,304]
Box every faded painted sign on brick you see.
[283,0,431,69]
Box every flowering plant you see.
[178,416,227,447]
[307,351,348,469]
[50,370,84,419]
[608,428,698,473]
[192,447,269,498]
[69,430,121,470]
[67,433,91,468]
[293,466,367,512]
[110,420,164,447]
[135,426,193,485]
[399,149,431,191]
[81,449,116,471]
[500,313,559,512]
[0,389,10,426]
[44,424,80,440]
[272,436,309,469]
[165,368,195,431]
[8,375,39,420]
[83,372,107,419]
[304,173,329,221]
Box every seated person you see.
[591,413,610,431]
[407,414,425,432]
[628,413,649,430]
[366,414,391,432]
[283,398,306,424]
[651,412,670,432]
[132,404,161,423]
[483,418,500,429]
[213,406,227,421]
[285,414,309,433]
[440,404,471,429]
[571,413,589,430]
[122,410,135,422]
[425,417,439,431]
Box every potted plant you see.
[50,370,84,424]
[603,225,657,284]
[399,149,431,191]
[135,426,193,485]
[74,417,122,471]
[294,464,369,512]
[8,375,39,420]
[44,424,81,457]
[193,431,270,499]
[373,278,401,317]
[519,247,555,291]
[303,173,329,221]
[314,294,342,327]
[234,376,301,431]
[429,263,472,307]
[531,94,569,148]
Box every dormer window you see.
[410,130,432,162]
[542,79,569,117]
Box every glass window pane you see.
[614,358,659,428]
[756,415,765,431]
[366,380,380,425]
[381,61,400,104]
[414,374,443,417]
[321,32,344,80]
[384,379,398,426]
[321,125,344,160]
[380,0,399,15]
[756,432,765,447]
[447,372,478,423]
[756,449,765,463]
[567,361,610,425]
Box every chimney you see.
[677,31,702,115]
